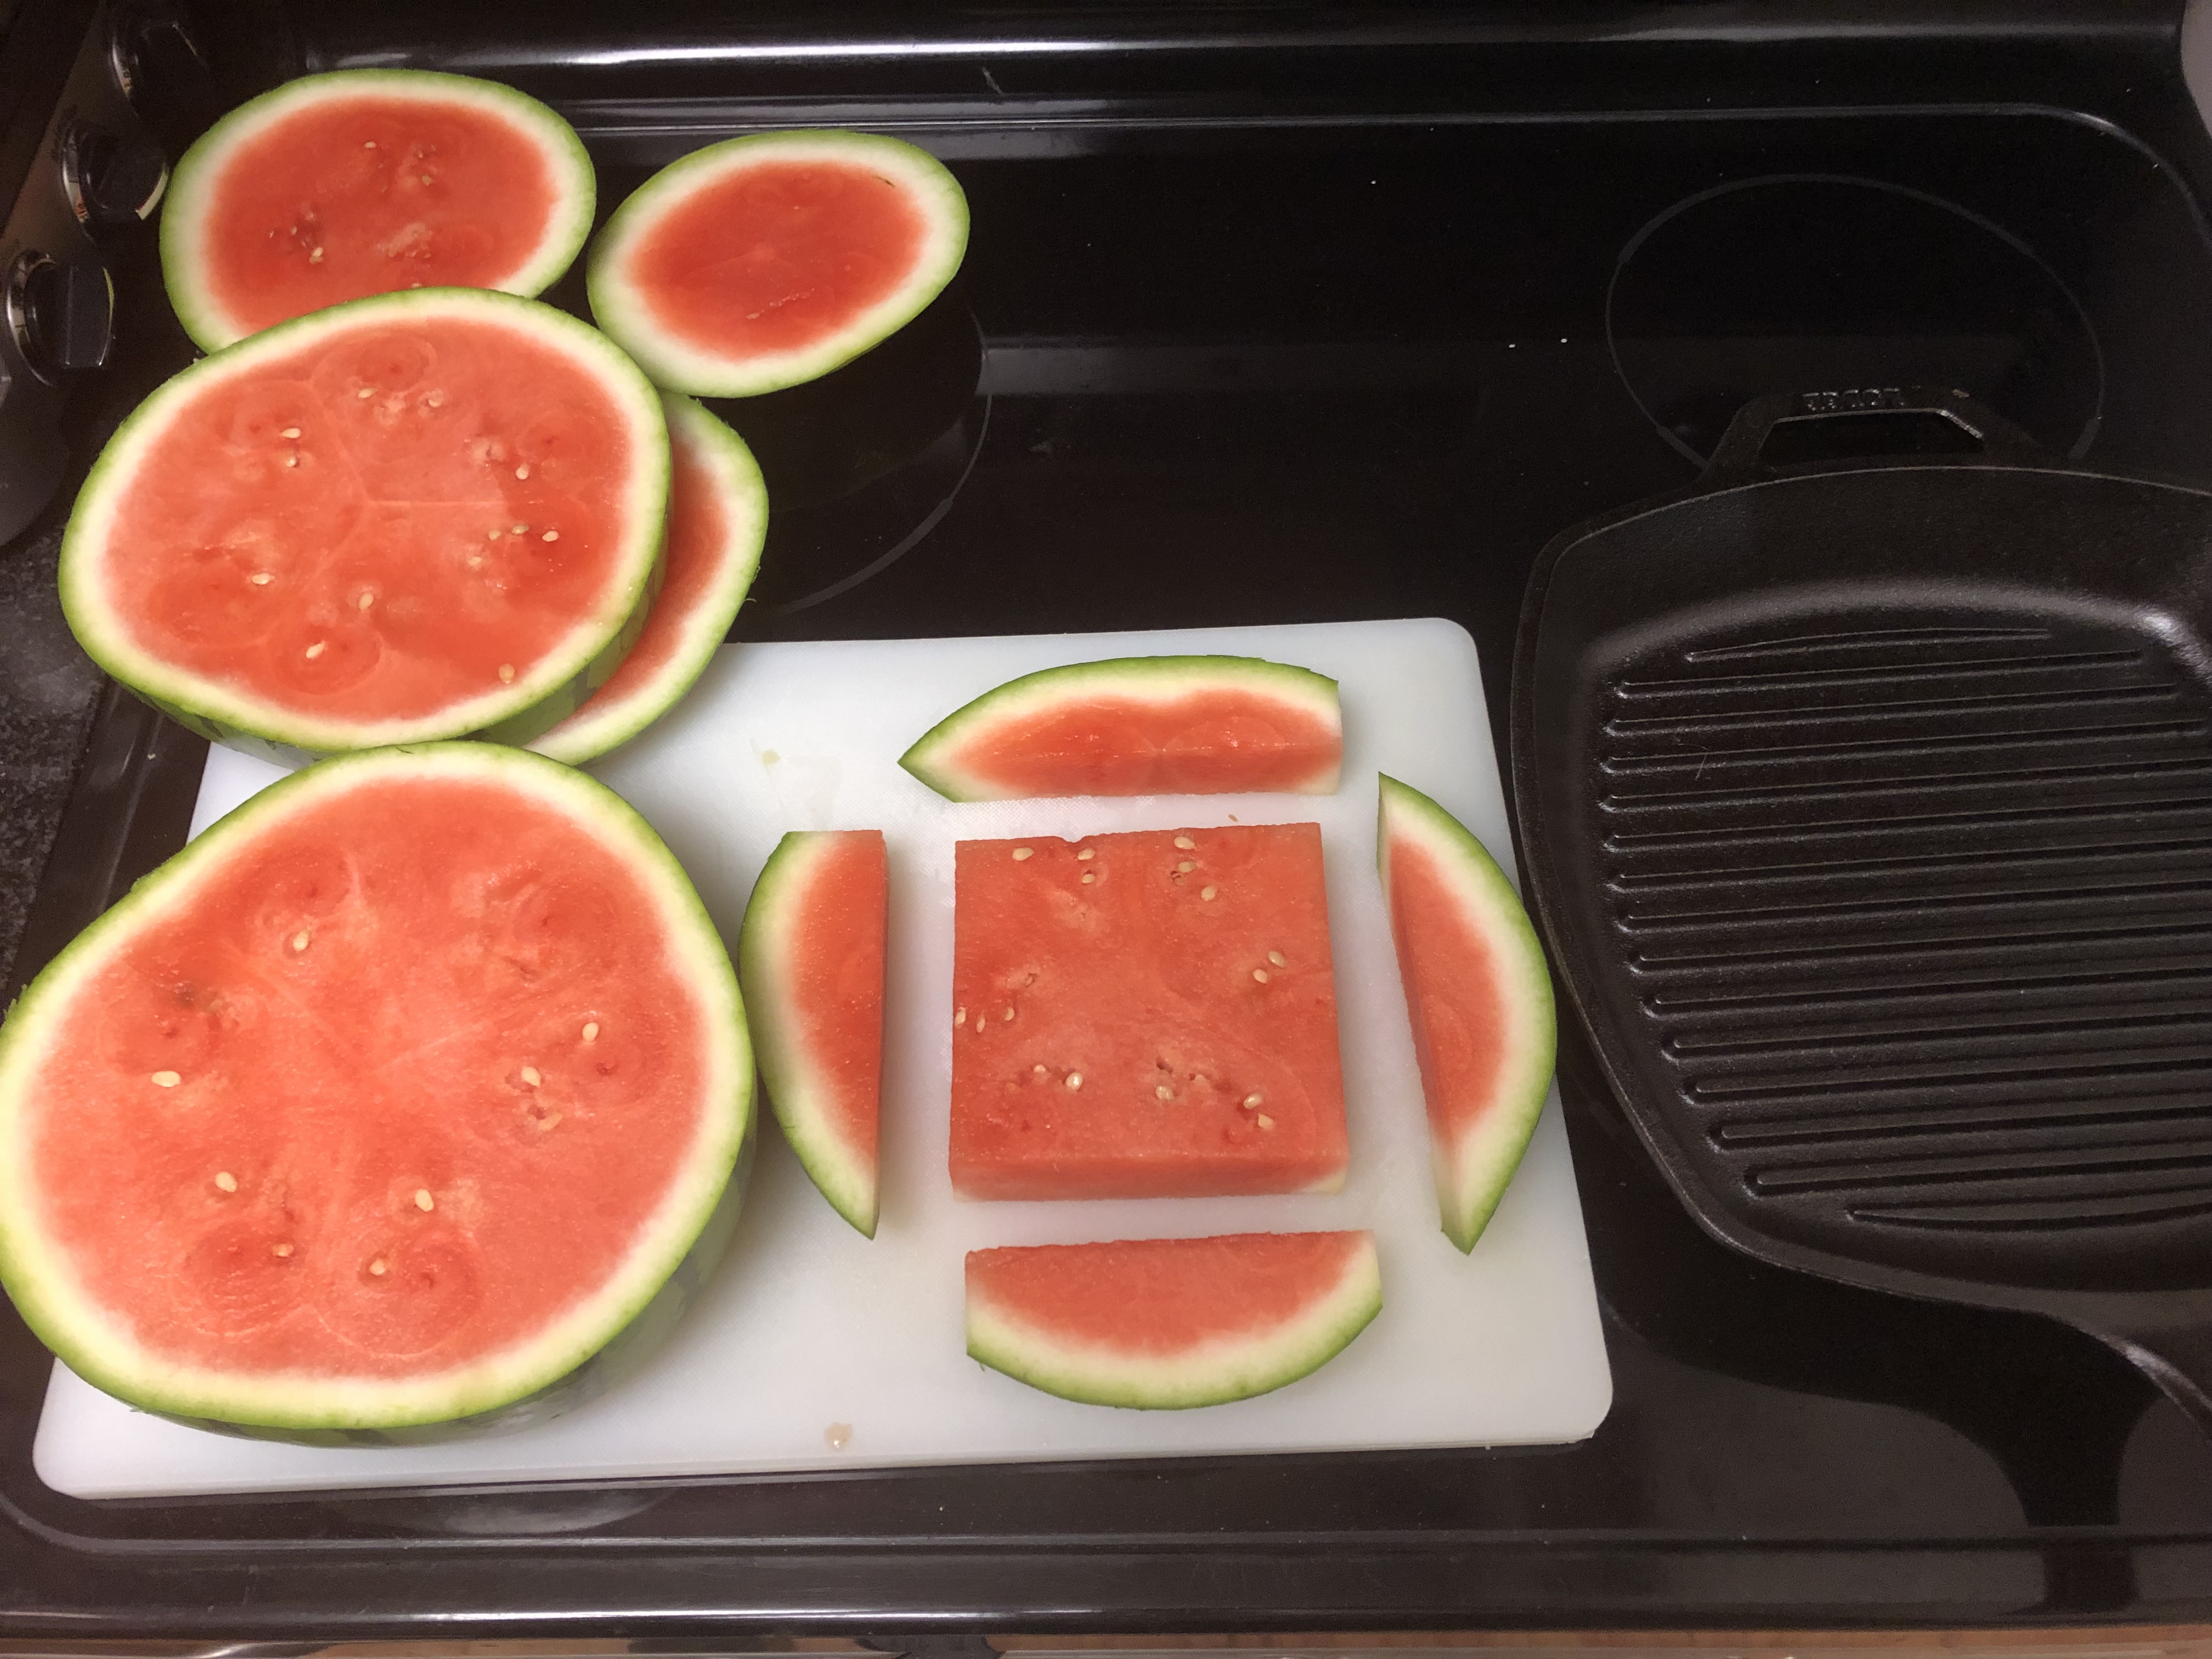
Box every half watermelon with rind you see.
[1377,774,1556,1254]
[966,1231,1383,1409]
[61,287,669,765]
[737,830,888,1238]
[588,129,969,398]
[528,396,767,766]
[0,743,753,1442]
[162,69,596,353]
[900,655,1344,802]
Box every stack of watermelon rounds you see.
[0,69,980,1442]
[740,649,1560,1411]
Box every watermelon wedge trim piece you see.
[965,1231,1383,1409]
[1376,774,1556,1254]
[60,287,670,763]
[0,744,753,1438]
[737,830,888,1238]
[899,655,1344,802]
[161,70,596,353]
[528,396,768,765]
[588,129,969,398]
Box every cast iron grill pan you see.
[1513,390,2212,1434]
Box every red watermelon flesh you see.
[965,1231,1383,1408]
[737,830,888,1237]
[200,103,557,336]
[1378,775,1556,1253]
[631,160,927,360]
[23,775,710,1376]
[949,823,1349,1201]
[86,303,652,732]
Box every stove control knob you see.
[9,253,115,381]
[109,1,221,155]
[61,123,169,239]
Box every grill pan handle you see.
[2094,1317,2212,1440]
[1701,386,2050,487]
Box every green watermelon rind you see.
[737,831,881,1239]
[1376,774,1557,1255]
[527,396,768,766]
[586,129,970,398]
[898,654,1344,802]
[966,1233,1383,1410]
[161,69,596,354]
[0,743,754,1440]
[59,287,670,764]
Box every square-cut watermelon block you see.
[949,822,1350,1200]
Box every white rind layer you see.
[966,1233,1383,1409]
[588,130,969,398]
[162,69,596,353]
[1376,774,1557,1254]
[737,831,881,1238]
[60,288,669,758]
[899,654,1344,802]
[528,396,767,766]
[0,744,752,1432]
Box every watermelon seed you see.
[1011,847,1034,861]
[953,1006,966,1026]
[272,1242,294,1257]
[542,530,558,543]
[250,572,272,585]
[308,247,324,264]
[356,387,373,399]
[421,174,433,185]
[520,1065,541,1087]
[426,392,444,407]
[515,464,531,480]
[1079,873,1094,885]
[290,929,311,951]
[1033,1063,1047,1075]
[511,523,527,534]
[1175,836,1195,850]
[1076,848,1094,861]
[1177,860,1195,873]
[1002,1007,1014,1021]
[1201,885,1218,901]
[1065,1072,1084,1091]
[1252,969,1269,984]
[284,454,298,468]
[414,1189,435,1212]
[582,1022,600,1042]
[369,1258,387,1277]
[498,663,516,683]
[1243,1093,1262,1109]
[279,427,301,439]
[825,1423,853,1451]
[1268,950,1286,967]
[486,528,501,540]
[973,1012,986,1032]
[213,1171,236,1192]
[364,140,376,148]
[1155,1085,1173,1101]
[357,592,375,610]
[1256,1114,1276,1131]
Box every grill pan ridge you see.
[1513,388,2212,1435]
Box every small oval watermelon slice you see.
[965,1231,1382,1409]
[1377,775,1556,1254]
[900,656,1344,801]
[588,129,969,398]
[737,831,888,1238]
[528,396,768,765]
[0,744,752,1441]
[162,70,595,353]
[61,287,668,762]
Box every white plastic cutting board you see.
[35,618,1611,1499]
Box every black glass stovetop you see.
[4,1,2212,1637]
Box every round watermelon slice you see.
[1376,775,1556,1254]
[899,656,1344,802]
[964,1231,1382,1409]
[737,830,887,1238]
[61,287,668,764]
[587,129,969,398]
[0,744,752,1442]
[162,70,595,353]
[528,396,767,765]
